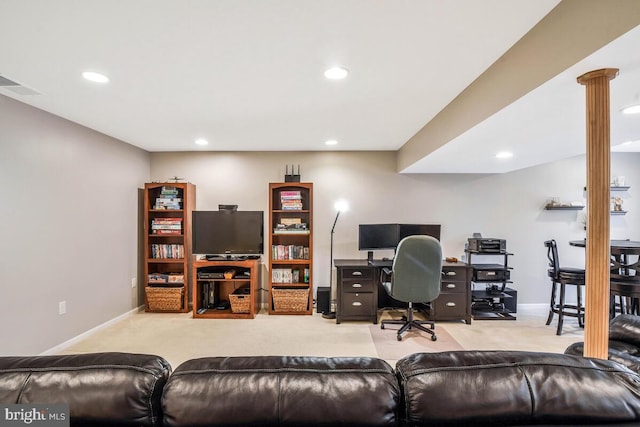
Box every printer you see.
[467,237,506,253]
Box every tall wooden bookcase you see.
[143,182,195,313]
[268,182,313,315]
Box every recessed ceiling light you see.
[82,71,109,83]
[324,67,349,80]
[194,138,209,146]
[325,139,338,146]
[621,104,640,114]
[496,151,513,159]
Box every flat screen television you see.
[192,210,264,255]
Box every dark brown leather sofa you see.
[565,313,640,375]
[2,350,640,426]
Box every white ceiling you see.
[1,0,639,173]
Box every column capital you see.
[577,68,619,85]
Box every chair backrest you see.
[387,235,442,303]
[544,239,560,279]
[611,247,640,283]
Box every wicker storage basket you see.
[229,294,251,313]
[272,288,309,312]
[146,286,183,311]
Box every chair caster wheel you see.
[397,335,402,341]
[431,335,437,341]
[380,324,385,329]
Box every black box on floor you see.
[316,287,330,314]
[504,287,517,313]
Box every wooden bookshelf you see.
[268,182,313,315]
[143,182,195,313]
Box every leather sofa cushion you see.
[162,355,400,427]
[396,350,640,426]
[565,340,640,374]
[610,314,640,348]
[0,352,171,427]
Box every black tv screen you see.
[192,211,264,255]
[358,224,400,250]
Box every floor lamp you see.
[322,200,348,319]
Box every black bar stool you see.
[610,246,640,317]
[544,239,586,335]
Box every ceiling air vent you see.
[0,74,40,95]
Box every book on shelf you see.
[272,245,309,260]
[271,268,301,283]
[154,186,183,209]
[280,191,303,210]
[151,218,183,234]
[160,185,180,195]
[280,218,302,225]
[148,273,184,284]
[280,202,303,210]
[280,190,301,199]
[151,244,184,259]
[273,229,310,235]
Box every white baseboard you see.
[39,306,144,355]
[516,303,548,315]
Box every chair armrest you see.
[380,267,392,284]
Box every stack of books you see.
[271,245,309,260]
[148,273,184,285]
[151,218,182,235]
[150,244,184,259]
[272,268,300,284]
[280,190,302,210]
[154,186,182,210]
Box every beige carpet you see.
[369,323,463,362]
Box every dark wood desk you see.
[334,259,471,325]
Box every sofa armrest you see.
[162,356,400,427]
[0,352,171,427]
[610,314,640,348]
[396,350,640,426]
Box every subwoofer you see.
[316,287,330,314]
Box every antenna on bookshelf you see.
[168,176,185,182]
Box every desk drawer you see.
[433,293,468,318]
[341,292,375,317]
[341,268,374,280]
[440,280,466,294]
[342,279,375,293]
[442,266,468,280]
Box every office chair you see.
[380,235,443,341]
[544,239,586,335]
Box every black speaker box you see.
[504,287,517,313]
[316,287,330,314]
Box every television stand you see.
[193,259,260,319]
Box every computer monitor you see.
[358,223,441,260]
[398,224,441,241]
[358,224,400,251]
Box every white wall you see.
[0,95,150,355]
[151,150,640,307]
[2,90,637,355]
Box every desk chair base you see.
[381,302,437,341]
